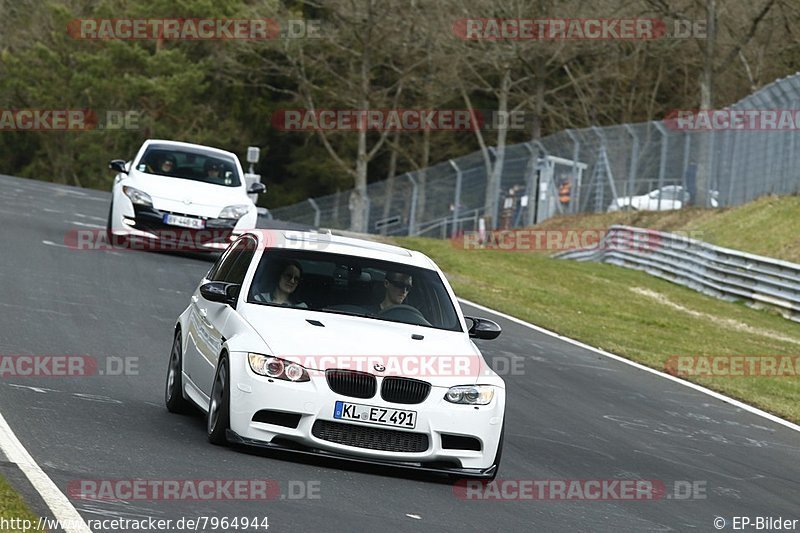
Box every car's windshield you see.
[136,145,241,187]
[247,250,462,332]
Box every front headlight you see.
[122,185,153,206]
[444,385,495,405]
[218,204,251,220]
[248,353,309,382]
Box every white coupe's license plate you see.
[334,401,416,429]
[163,214,205,229]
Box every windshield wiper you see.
[320,307,370,318]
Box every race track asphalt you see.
[0,174,797,532]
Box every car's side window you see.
[207,244,236,281]
[223,237,257,285]
[210,238,252,283]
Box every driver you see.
[368,271,413,314]
[204,160,222,181]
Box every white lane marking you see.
[42,240,71,249]
[5,385,122,405]
[69,221,104,229]
[0,412,92,532]
[72,393,123,405]
[8,384,59,394]
[0,301,72,317]
[405,514,422,520]
[43,208,63,214]
[73,214,106,222]
[458,297,800,433]
[157,288,185,295]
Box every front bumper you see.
[116,205,240,251]
[227,352,505,472]
[226,429,499,479]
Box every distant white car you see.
[107,139,265,251]
[608,185,718,212]
[165,230,506,479]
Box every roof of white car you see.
[252,230,437,269]
[142,139,237,158]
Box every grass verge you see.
[0,473,41,531]
[536,194,800,263]
[398,236,800,424]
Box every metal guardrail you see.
[555,225,800,323]
[413,207,485,238]
[270,72,800,236]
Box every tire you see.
[207,355,230,445]
[106,202,113,241]
[165,330,192,413]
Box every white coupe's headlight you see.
[444,385,495,405]
[248,353,309,382]
[218,204,251,220]
[122,185,153,206]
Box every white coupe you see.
[107,139,265,251]
[608,185,719,212]
[165,230,506,479]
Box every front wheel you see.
[207,356,230,445]
[165,330,192,413]
[106,202,114,241]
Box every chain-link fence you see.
[268,72,800,237]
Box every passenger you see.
[158,155,176,174]
[253,261,308,308]
[205,161,221,181]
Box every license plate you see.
[333,401,416,429]
[163,214,205,229]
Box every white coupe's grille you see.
[325,369,377,399]
[380,377,431,404]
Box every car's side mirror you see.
[200,282,240,307]
[465,316,502,340]
[248,182,266,194]
[109,159,128,174]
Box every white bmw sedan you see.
[165,230,506,479]
[107,139,265,251]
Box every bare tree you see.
[233,0,434,232]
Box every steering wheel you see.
[378,304,431,326]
